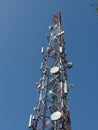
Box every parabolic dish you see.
[51,111,61,121]
[50,67,59,74]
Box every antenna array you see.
[29,12,73,130]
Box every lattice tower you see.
[28,12,73,130]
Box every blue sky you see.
[0,0,98,130]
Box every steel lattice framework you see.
[28,12,73,130]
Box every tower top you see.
[52,11,61,24]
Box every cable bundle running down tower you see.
[29,12,73,130]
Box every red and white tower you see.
[28,11,73,130]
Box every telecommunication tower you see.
[28,12,73,130]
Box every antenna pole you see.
[29,11,73,130]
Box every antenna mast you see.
[28,11,73,130]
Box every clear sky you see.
[0,0,98,130]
